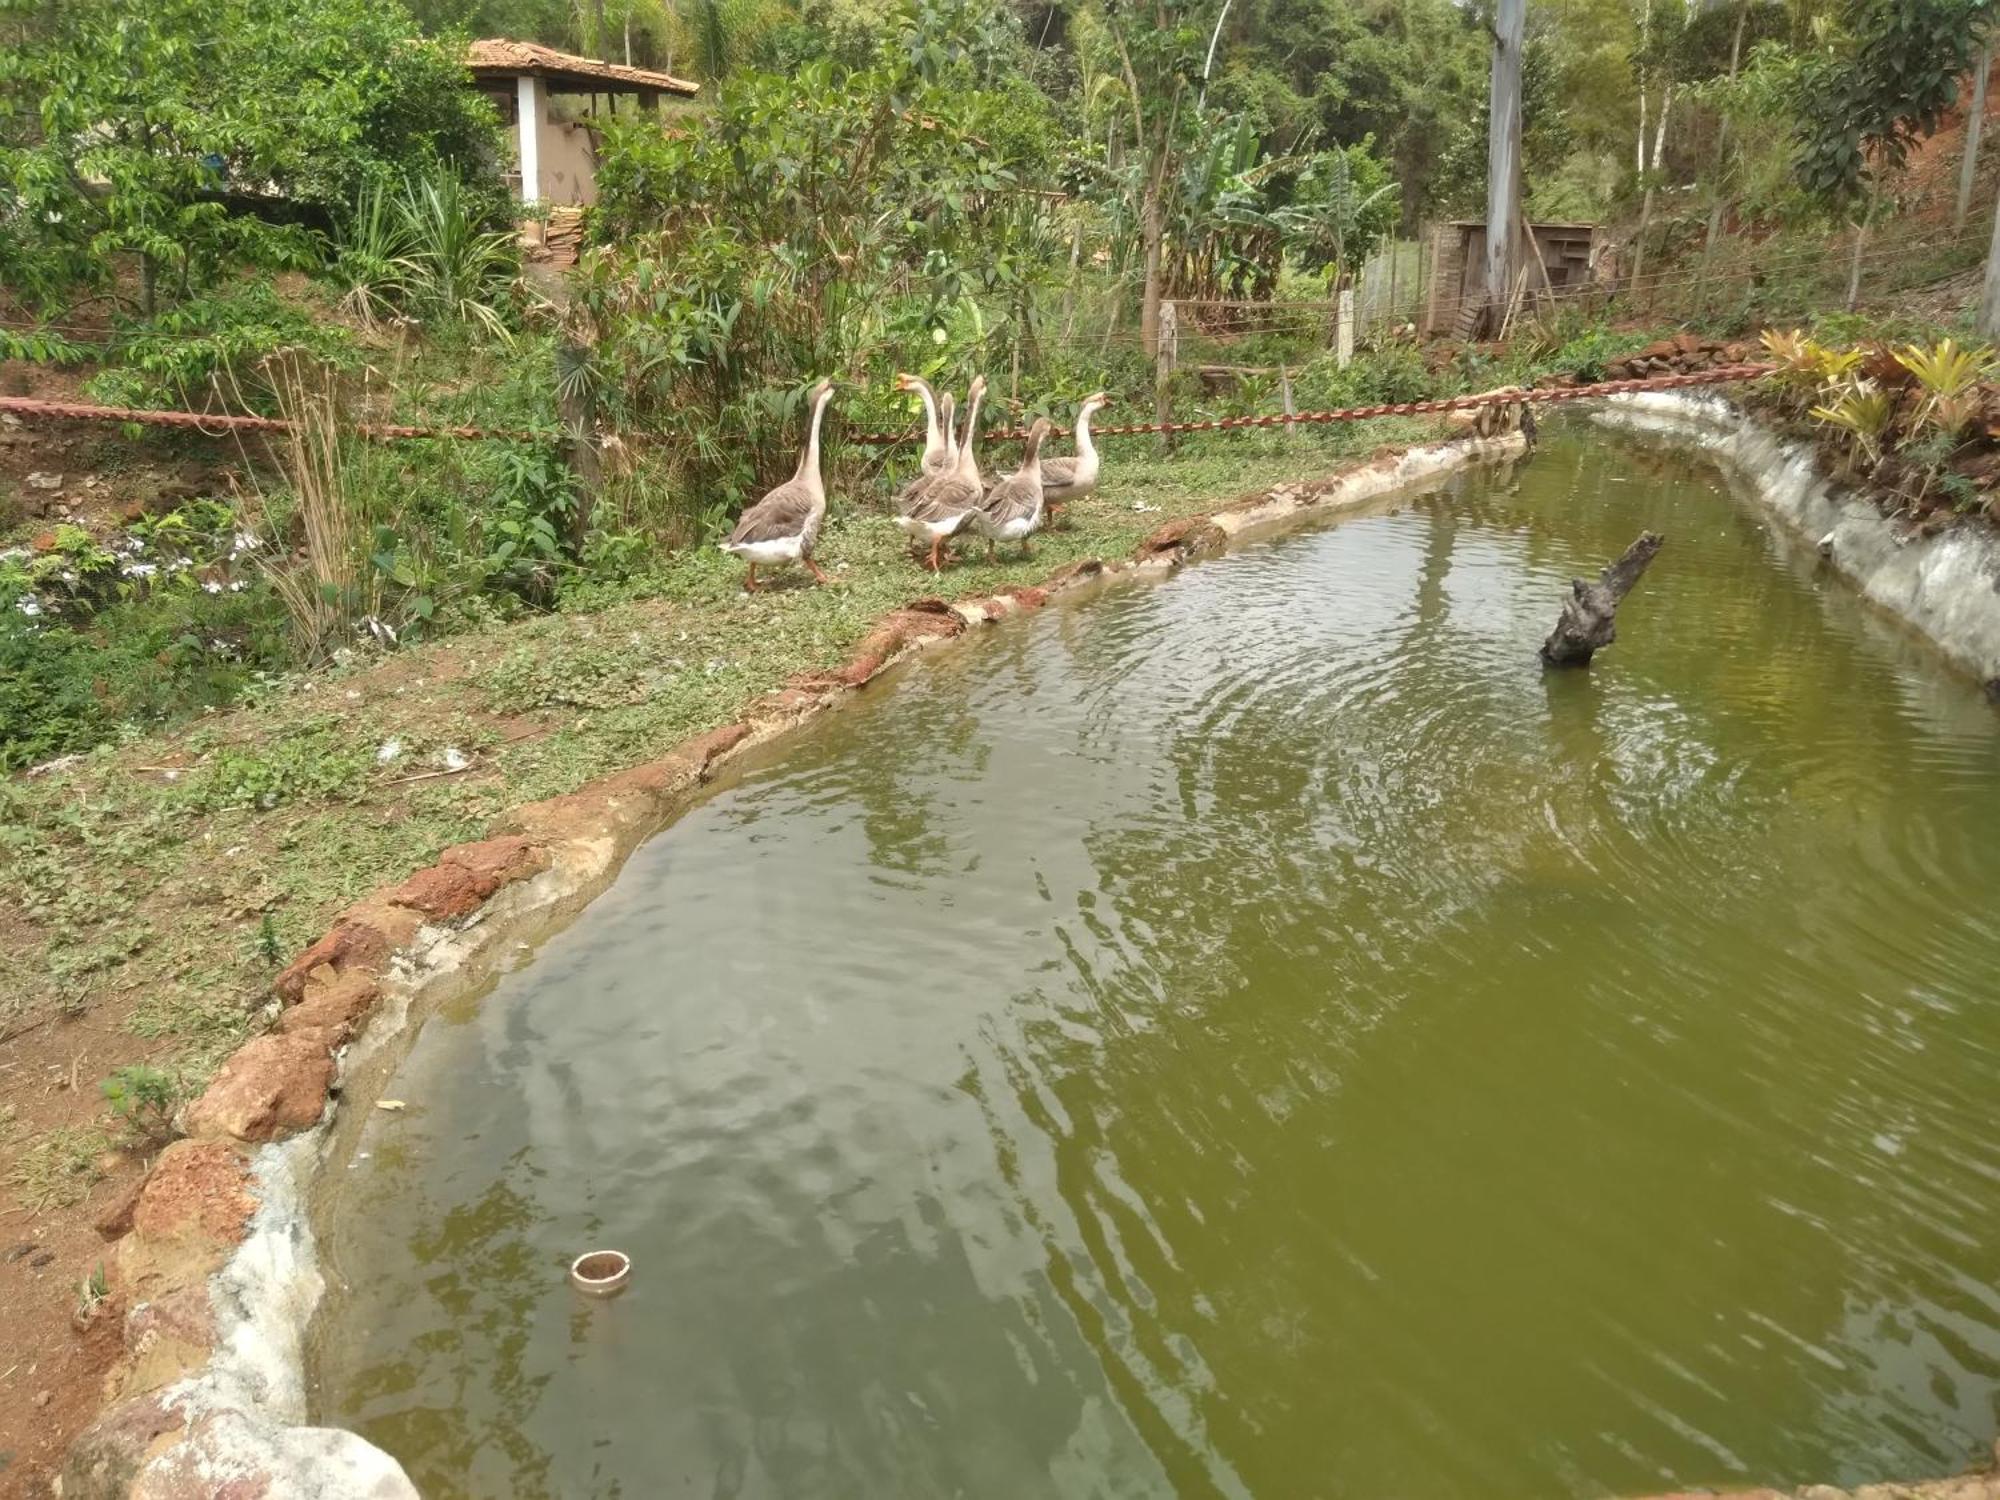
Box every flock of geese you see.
[720,374,1110,591]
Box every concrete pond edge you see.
[1592,391,2000,693]
[58,433,1525,1497]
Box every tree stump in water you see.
[1540,531,1664,668]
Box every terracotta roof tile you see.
[465,38,699,95]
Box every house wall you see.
[535,116,598,206]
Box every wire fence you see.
[1,364,1773,450]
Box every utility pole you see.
[1482,0,1526,338]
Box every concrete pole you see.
[516,74,544,204]
[1482,0,1526,338]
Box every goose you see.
[969,416,1053,562]
[894,373,955,477]
[1039,391,1110,521]
[897,376,987,572]
[892,392,956,561]
[720,378,835,592]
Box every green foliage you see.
[393,174,520,338]
[81,284,356,413]
[101,1064,181,1142]
[257,913,284,968]
[1791,0,1993,199]
[1895,338,1995,437]
[182,717,372,811]
[1810,376,1896,465]
[584,10,1063,521]
[0,0,506,316]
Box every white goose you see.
[720,378,835,592]
[895,373,955,477]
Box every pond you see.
[312,423,2000,1500]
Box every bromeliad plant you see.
[1894,338,1995,439]
[1810,376,1896,470]
[1761,328,1863,404]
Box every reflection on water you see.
[314,426,2000,1499]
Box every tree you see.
[0,0,505,315]
[1483,0,1525,333]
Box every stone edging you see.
[59,432,1525,1498]
[1592,392,2000,693]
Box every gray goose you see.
[720,378,835,592]
[897,375,987,572]
[968,416,1052,562]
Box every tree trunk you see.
[1481,0,1526,337]
[557,339,602,555]
[1958,41,1993,230]
[1630,85,1673,307]
[1140,172,1165,359]
[1982,177,2000,337]
[1540,532,1665,668]
[1700,0,1751,280]
[1846,187,1879,312]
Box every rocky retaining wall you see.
[1592,392,2000,691]
[58,433,1525,1498]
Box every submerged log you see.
[1540,531,1664,668]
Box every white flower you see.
[202,580,223,594]
[230,531,260,556]
[17,594,44,617]
[123,561,159,579]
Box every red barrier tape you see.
[0,395,544,442]
[0,364,1770,446]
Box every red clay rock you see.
[273,921,387,1003]
[60,1390,189,1500]
[130,1142,257,1246]
[93,1174,147,1241]
[183,1033,333,1144]
[822,606,968,686]
[1136,515,1228,562]
[995,585,1049,610]
[385,835,549,921]
[117,1141,257,1299]
[275,968,381,1046]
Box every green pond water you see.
[313,422,2000,1499]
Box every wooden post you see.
[1482,0,1526,338]
[1958,41,1993,231]
[1155,300,1178,454]
[1280,365,1297,438]
[1337,287,1355,367]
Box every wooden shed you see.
[1421,220,1600,339]
[465,39,699,207]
